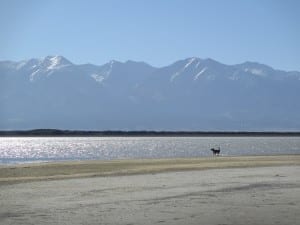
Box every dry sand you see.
[0,155,300,225]
[1,155,299,185]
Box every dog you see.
[210,147,220,156]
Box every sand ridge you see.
[1,155,299,185]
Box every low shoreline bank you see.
[1,129,300,137]
[1,155,299,185]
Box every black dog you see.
[210,147,220,156]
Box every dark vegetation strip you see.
[0,129,300,137]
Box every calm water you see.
[0,136,300,164]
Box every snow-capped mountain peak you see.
[42,55,72,70]
[170,57,202,82]
[26,56,73,81]
[1,56,300,130]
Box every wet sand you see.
[0,155,300,225]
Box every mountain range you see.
[1,56,300,130]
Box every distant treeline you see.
[0,129,300,137]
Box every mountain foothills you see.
[1,56,300,130]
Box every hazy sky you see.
[0,0,299,70]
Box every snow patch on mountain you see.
[184,58,196,69]
[16,59,41,71]
[90,60,115,83]
[28,56,72,81]
[228,71,240,81]
[91,74,105,83]
[194,67,207,80]
[46,56,69,70]
[30,69,41,81]
[244,68,265,76]
[195,61,201,68]
[170,58,197,82]
[16,61,28,70]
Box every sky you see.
[0,0,299,71]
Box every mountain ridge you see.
[4,55,300,72]
[1,56,300,130]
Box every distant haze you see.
[1,56,300,131]
[0,0,299,71]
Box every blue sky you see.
[0,0,299,71]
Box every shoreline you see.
[1,155,299,185]
[1,129,300,137]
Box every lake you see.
[0,136,300,164]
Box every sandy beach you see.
[1,155,300,225]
